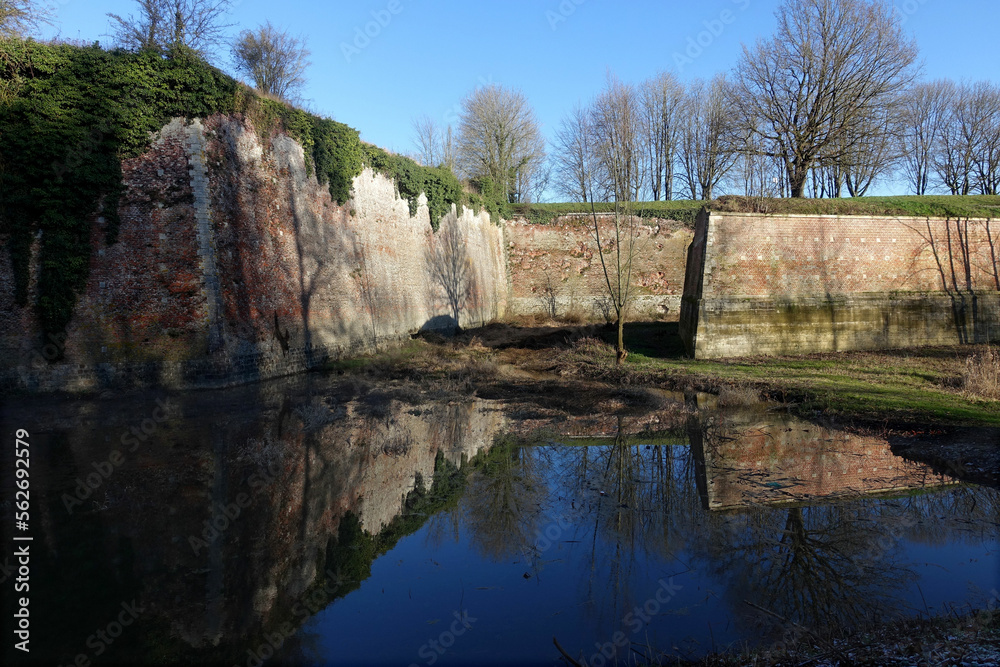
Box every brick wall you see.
[1,116,508,393]
[506,215,692,321]
[681,211,1000,357]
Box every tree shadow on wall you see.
[426,221,478,331]
[902,216,1000,344]
[349,232,384,351]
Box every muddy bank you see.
[890,428,1000,489]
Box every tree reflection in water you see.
[460,434,548,562]
[446,416,1000,648]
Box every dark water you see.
[1,377,997,666]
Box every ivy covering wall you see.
[0,39,501,343]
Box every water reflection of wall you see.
[689,412,957,510]
[0,378,504,665]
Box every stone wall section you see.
[506,214,692,321]
[682,211,1000,357]
[186,119,225,351]
[1,115,508,393]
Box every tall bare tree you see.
[108,0,233,56]
[591,74,644,204]
[639,71,684,201]
[966,81,1000,195]
[935,83,981,196]
[837,102,900,196]
[899,80,955,195]
[551,104,600,202]
[678,75,737,200]
[457,84,546,203]
[0,0,54,38]
[232,22,310,102]
[588,74,645,363]
[731,0,918,197]
[412,116,458,172]
[412,115,440,167]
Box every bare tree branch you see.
[457,84,546,203]
[0,0,54,38]
[108,0,234,57]
[232,21,310,102]
[731,0,918,197]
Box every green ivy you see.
[0,39,488,346]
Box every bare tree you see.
[552,103,615,203]
[108,0,234,56]
[591,74,645,203]
[511,154,549,203]
[587,74,645,363]
[966,81,1000,195]
[731,0,918,197]
[232,22,310,102]
[413,116,458,172]
[639,71,684,201]
[0,0,54,38]
[678,75,737,200]
[412,114,440,167]
[457,84,546,203]
[899,80,955,195]
[836,102,900,196]
[934,84,993,195]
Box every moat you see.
[2,372,997,666]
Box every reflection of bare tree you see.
[693,502,917,639]
[461,441,545,562]
[685,416,1000,645]
[428,221,476,327]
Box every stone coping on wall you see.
[706,210,997,222]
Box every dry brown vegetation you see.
[962,345,1000,401]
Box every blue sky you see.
[39,0,1000,197]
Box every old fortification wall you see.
[506,215,692,321]
[681,210,1000,357]
[1,116,508,392]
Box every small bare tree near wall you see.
[588,74,646,364]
